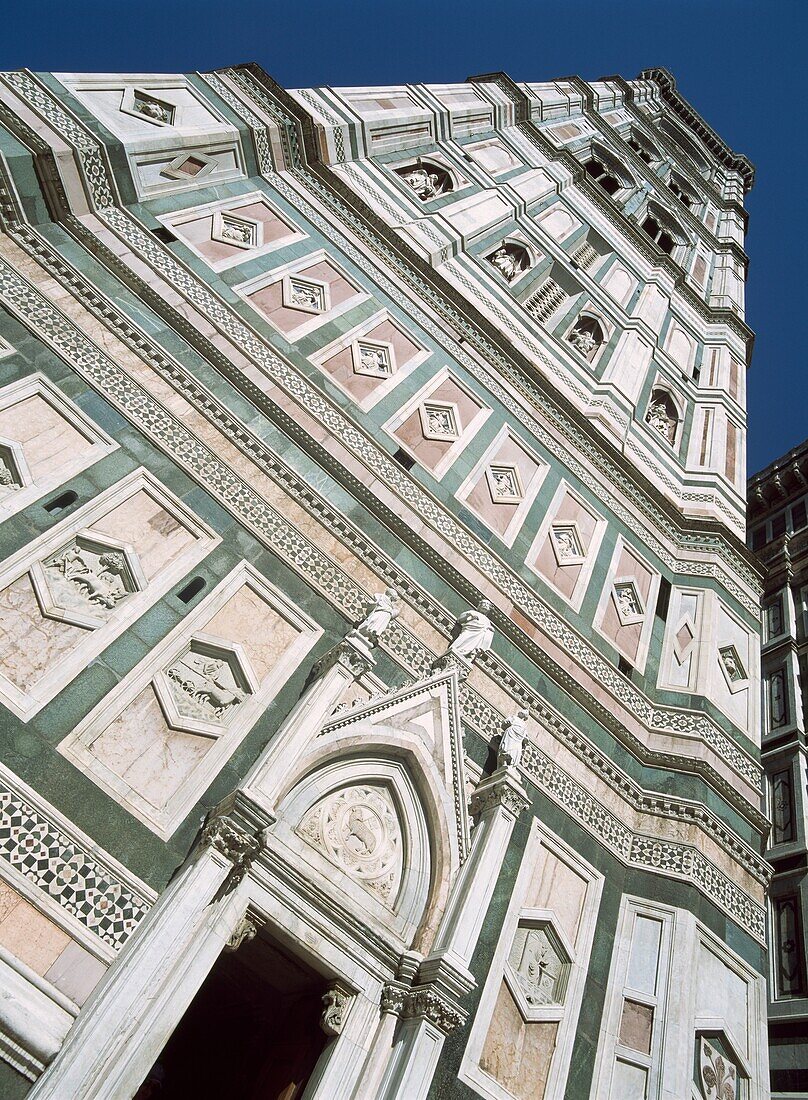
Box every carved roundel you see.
[298,784,402,904]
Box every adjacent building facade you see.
[749,443,808,1098]
[0,63,769,1099]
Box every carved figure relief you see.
[551,524,584,565]
[420,402,459,440]
[395,161,452,201]
[719,644,746,685]
[354,341,393,378]
[34,535,143,629]
[166,648,247,723]
[507,924,568,1007]
[486,463,523,504]
[321,985,352,1036]
[211,211,260,250]
[289,278,326,312]
[298,784,402,903]
[121,88,176,126]
[486,243,529,283]
[613,581,644,625]
[700,1037,737,1100]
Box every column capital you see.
[429,651,471,682]
[470,766,530,820]
[311,637,376,681]
[380,982,466,1035]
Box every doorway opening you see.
[136,930,330,1100]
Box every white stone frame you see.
[462,137,522,178]
[0,374,117,522]
[718,643,749,694]
[644,378,685,451]
[658,587,703,694]
[456,426,548,548]
[0,468,219,721]
[351,337,396,378]
[281,272,330,314]
[161,149,218,181]
[484,462,524,506]
[0,335,15,360]
[459,819,603,1100]
[502,910,574,1022]
[156,192,307,272]
[308,309,430,411]
[526,480,607,611]
[0,435,31,493]
[593,537,661,674]
[611,578,645,627]
[235,250,369,343]
[548,522,586,567]
[384,367,491,481]
[58,562,322,839]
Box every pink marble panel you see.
[0,396,94,480]
[0,575,86,691]
[532,492,599,599]
[90,490,197,581]
[320,317,423,402]
[174,201,297,265]
[600,546,653,662]
[480,981,557,1099]
[464,436,541,537]
[393,376,482,471]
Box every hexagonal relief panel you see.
[419,401,460,441]
[120,87,177,127]
[612,579,644,626]
[718,644,747,692]
[0,438,31,499]
[550,522,585,566]
[30,532,146,630]
[211,210,263,251]
[282,275,330,314]
[505,920,572,1020]
[154,633,258,737]
[351,339,395,378]
[486,463,524,504]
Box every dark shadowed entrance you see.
[136,931,329,1100]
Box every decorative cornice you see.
[637,68,755,192]
[470,768,530,819]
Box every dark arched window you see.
[584,157,621,195]
[668,177,695,209]
[627,132,659,164]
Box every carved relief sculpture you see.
[508,925,568,1007]
[35,535,143,628]
[700,1037,737,1100]
[166,650,246,722]
[320,985,352,1036]
[645,389,679,444]
[298,784,403,903]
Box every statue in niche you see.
[448,599,495,660]
[568,327,598,357]
[167,652,245,720]
[49,543,129,610]
[488,246,526,283]
[397,163,449,201]
[498,708,529,768]
[645,392,677,443]
[350,588,400,648]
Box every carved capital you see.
[311,639,376,682]
[202,815,261,885]
[320,983,353,1036]
[471,770,530,820]
[380,982,466,1035]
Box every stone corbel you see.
[320,983,354,1036]
[224,912,260,953]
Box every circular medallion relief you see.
[298,784,402,904]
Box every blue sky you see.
[1,0,803,475]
